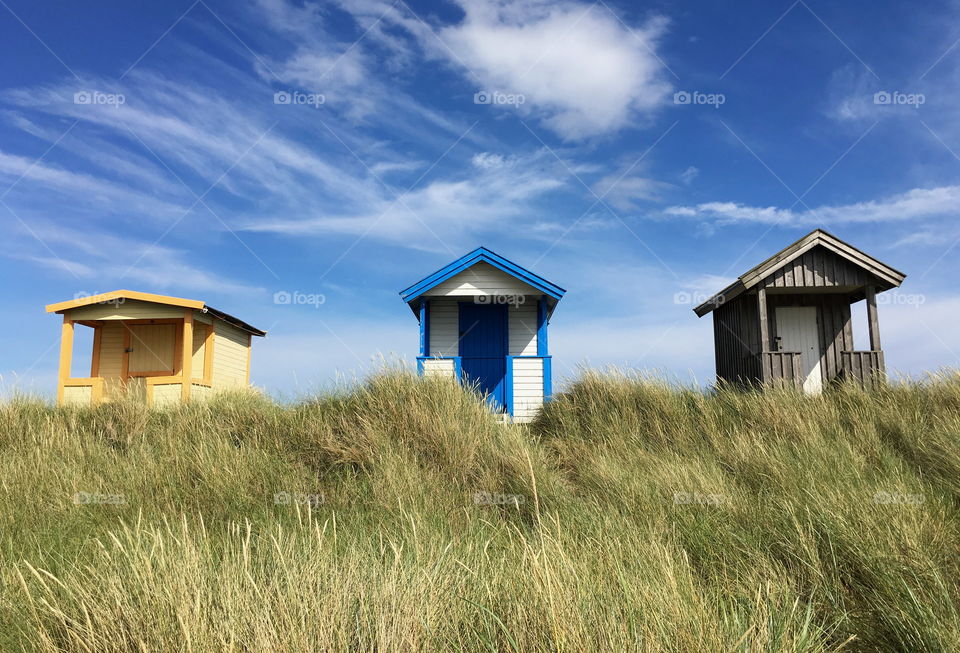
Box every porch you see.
[57,314,214,406]
[48,290,264,406]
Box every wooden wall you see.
[423,262,540,297]
[766,294,853,383]
[212,321,250,388]
[712,293,762,385]
[426,298,538,357]
[759,245,870,289]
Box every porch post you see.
[419,298,428,357]
[56,315,74,405]
[181,311,193,401]
[537,297,551,400]
[865,285,882,351]
[757,287,770,352]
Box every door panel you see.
[458,303,507,410]
[775,306,822,394]
[128,324,176,374]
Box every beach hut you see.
[400,247,565,422]
[694,229,905,393]
[46,290,266,406]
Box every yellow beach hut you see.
[46,290,266,406]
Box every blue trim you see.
[453,356,462,381]
[543,357,552,400]
[418,298,426,356]
[505,356,514,416]
[424,299,430,356]
[417,357,424,375]
[536,297,548,357]
[399,247,566,306]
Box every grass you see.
[0,369,958,651]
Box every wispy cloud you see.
[664,185,960,227]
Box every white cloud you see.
[592,173,670,211]
[438,1,671,139]
[664,185,960,226]
[241,149,566,248]
[680,166,699,185]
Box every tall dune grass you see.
[1,370,958,651]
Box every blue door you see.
[459,302,508,410]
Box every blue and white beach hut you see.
[399,247,565,422]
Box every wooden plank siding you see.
[759,245,870,290]
[761,352,803,388]
[766,294,853,384]
[839,351,885,389]
[712,293,762,385]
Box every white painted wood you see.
[511,357,544,423]
[423,262,540,297]
[508,302,537,355]
[422,358,455,378]
[427,299,459,356]
[776,306,822,394]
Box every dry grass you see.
[1,369,958,651]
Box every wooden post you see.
[758,287,770,352]
[865,285,881,351]
[56,316,74,405]
[419,298,427,357]
[181,311,193,401]
[204,324,215,385]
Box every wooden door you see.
[127,324,177,375]
[458,302,508,410]
[775,306,822,394]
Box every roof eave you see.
[399,247,566,304]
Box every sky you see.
[2,0,959,399]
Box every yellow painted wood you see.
[91,326,102,377]
[64,299,186,322]
[203,324,215,384]
[127,324,177,374]
[57,317,74,405]
[181,311,193,401]
[46,290,204,313]
[212,321,250,388]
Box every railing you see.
[761,351,803,388]
[840,351,885,389]
[62,377,105,404]
[416,356,462,379]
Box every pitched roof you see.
[694,229,907,317]
[46,290,267,336]
[399,246,566,307]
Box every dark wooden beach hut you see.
[694,229,906,392]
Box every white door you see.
[775,306,822,394]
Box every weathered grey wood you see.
[866,285,882,351]
[758,287,769,352]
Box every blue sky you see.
[2,0,960,398]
